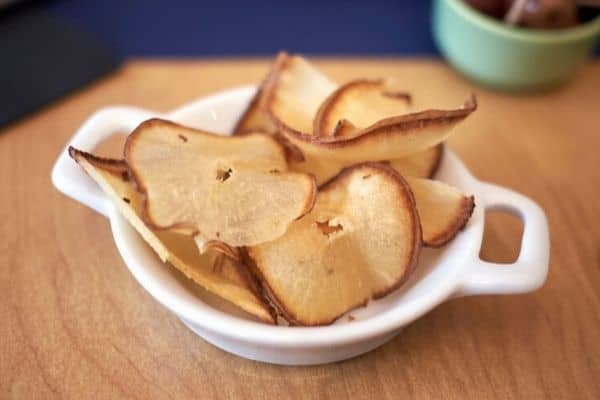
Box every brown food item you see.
[389,144,444,180]
[465,0,511,18]
[231,75,305,163]
[293,144,444,185]
[406,177,475,247]
[264,53,476,162]
[248,163,422,326]
[125,118,317,250]
[314,79,412,137]
[510,0,578,29]
[69,147,275,323]
[232,81,278,136]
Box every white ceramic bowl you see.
[52,86,550,365]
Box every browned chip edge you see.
[124,118,287,231]
[423,195,475,248]
[212,253,278,323]
[231,81,270,136]
[273,94,477,150]
[69,146,129,178]
[232,53,305,163]
[248,162,422,326]
[313,79,383,137]
[313,79,413,138]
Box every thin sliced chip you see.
[291,155,346,186]
[69,147,274,323]
[275,95,476,162]
[262,52,337,136]
[194,237,241,261]
[263,53,476,162]
[406,177,475,247]
[232,79,278,136]
[125,118,317,249]
[211,253,262,297]
[293,145,443,185]
[248,163,421,326]
[314,79,411,137]
[232,69,305,163]
[389,144,444,179]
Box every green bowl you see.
[432,0,600,91]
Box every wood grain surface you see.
[1,59,599,399]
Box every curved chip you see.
[125,118,317,249]
[232,65,304,163]
[293,145,443,186]
[263,53,476,162]
[262,52,337,137]
[248,163,422,326]
[313,79,411,137]
[69,147,274,323]
[406,177,475,247]
[274,95,476,162]
[389,144,444,179]
[232,80,278,136]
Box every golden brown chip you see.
[248,163,421,326]
[389,144,444,179]
[263,53,476,162]
[275,95,476,162]
[262,52,337,136]
[69,147,274,323]
[292,145,443,186]
[125,118,317,249]
[313,79,412,137]
[406,177,475,247]
[232,81,278,136]
[232,65,305,163]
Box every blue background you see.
[42,1,439,57]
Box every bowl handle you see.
[455,182,550,297]
[51,106,158,217]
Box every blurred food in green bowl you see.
[432,0,600,91]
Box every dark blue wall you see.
[43,1,438,57]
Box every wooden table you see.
[1,59,599,399]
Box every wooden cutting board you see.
[1,58,599,399]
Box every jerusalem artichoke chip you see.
[264,53,476,162]
[406,177,475,247]
[314,79,411,137]
[293,144,443,186]
[232,73,306,163]
[389,144,443,179]
[125,119,317,249]
[248,163,421,326]
[69,147,274,323]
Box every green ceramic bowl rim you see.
[444,0,600,43]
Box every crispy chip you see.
[293,145,443,185]
[407,177,475,247]
[264,53,476,162]
[69,147,274,323]
[125,119,317,249]
[314,79,411,137]
[249,163,421,326]
[389,144,443,179]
